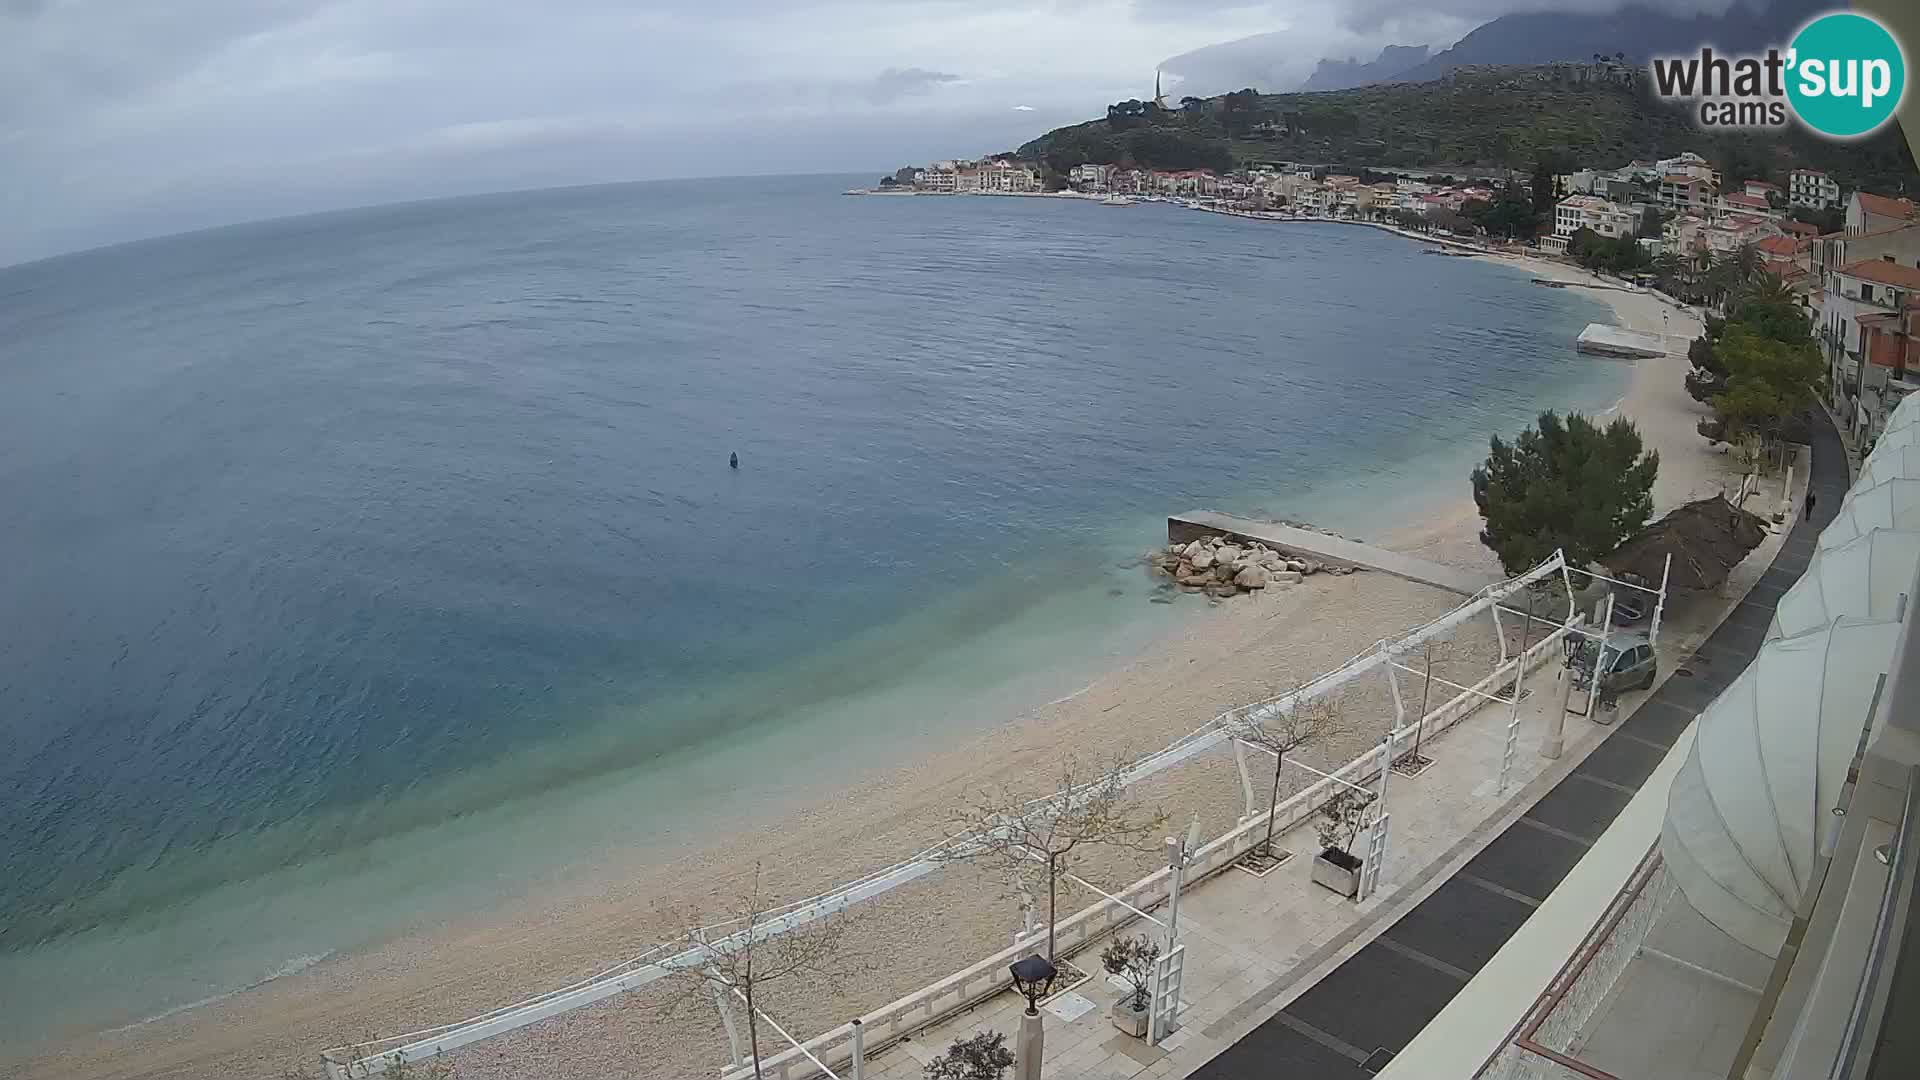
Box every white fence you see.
[728,626,1575,1080]
[325,553,1577,1078]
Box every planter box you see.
[1111,998,1150,1037]
[1311,849,1362,898]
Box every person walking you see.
[1805,488,1817,520]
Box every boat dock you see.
[1575,323,1667,359]
[1167,511,1500,597]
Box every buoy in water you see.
[729,452,739,469]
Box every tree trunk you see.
[1413,643,1434,761]
[1513,590,1536,698]
[1047,852,1058,964]
[1264,750,1284,854]
[746,980,762,1080]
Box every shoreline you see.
[12,215,1725,1080]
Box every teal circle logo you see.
[1786,12,1906,139]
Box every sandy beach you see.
[16,237,1732,1080]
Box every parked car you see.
[1568,631,1658,697]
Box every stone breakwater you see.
[1147,533,1355,598]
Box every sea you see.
[0,175,1621,1051]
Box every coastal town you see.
[868,148,1918,461]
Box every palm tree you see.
[1698,252,1738,308]
[1746,271,1795,307]
[1730,242,1763,290]
[1651,251,1684,294]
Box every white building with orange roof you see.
[1719,191,1779,219]
[1848,190,1920,235]
[1820,256,1920,435]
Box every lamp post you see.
[1164,816,1202,953]
[1009,954,1058,1080]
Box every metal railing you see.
[733,628,1576,1080]
[1476,848,1670,1080]
[324,552,1573,1076]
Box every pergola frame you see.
[320,551,1583,1078]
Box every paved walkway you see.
[852,663,1614,1080]
[1168,512,1499,597]
[1187,410,1848,1079]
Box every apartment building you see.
[1790,167,1841,209]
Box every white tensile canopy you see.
[1880,392,1920,433]
[1818,476,1920,550]
[1868,419,1920,459]
[1856,445,1920,489]
[1661,618,1902,957]
[1768,528,1920,638]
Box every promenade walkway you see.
[1168,512,1499,597]
[1188,409,1847,1079]
[819,420,1841,1080]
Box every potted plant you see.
[1310,789,1375,898]
[926,1030,1015,1080]
[1099,935,1159,1037]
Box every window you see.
[1863,284,1876,303]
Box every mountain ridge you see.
[1300,45,1430,93]
[1013,64,1915,196]
[1162,0,1829,95]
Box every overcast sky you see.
[1,0,1733,264]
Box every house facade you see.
[1658,174,1716,217]
[1790,168,1841,209]
[1847,191,1918,235]
[1552,194,1640,241]
[1068,164,1112,190]
[1819,256,1920,441]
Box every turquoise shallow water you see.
[0,176,1620,1046]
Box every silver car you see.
[1568,631,1658,697]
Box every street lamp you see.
[1009,954,1057,1014]
[1008,954,1057,1080]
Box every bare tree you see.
[314,1036,455,1079]
[939,757,1167,964]
[655,863,847,1080]
[1230,688,1340,865]
[1402,636,1464,769]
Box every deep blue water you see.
[0,176,1617,1042]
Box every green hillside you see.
[1016,68,1914,193]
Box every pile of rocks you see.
[1147,535,1355,598]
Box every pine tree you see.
[1472,411,1660,575]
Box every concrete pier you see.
[1168,510,1500,597]
[1576,323,1666,359]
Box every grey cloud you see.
[865,67,962,104]
[1324,0,1743,32]
[10,0,1766,265]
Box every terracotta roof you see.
[1858,192,1917,220]
[1663,174,1706,184]
[1794,169,1828,177]
[1757,236,1803,257]
[1838,257,1920,289]
[1723,193,1771,209]
[1746,181,1781,191]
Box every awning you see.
[1856,445,1920,488]
[1661,618,1903,956]
[1819,476,1920,550]
[1605,496,1768,591]
[1881,391,1920,433]
[1769,528,1920,639]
